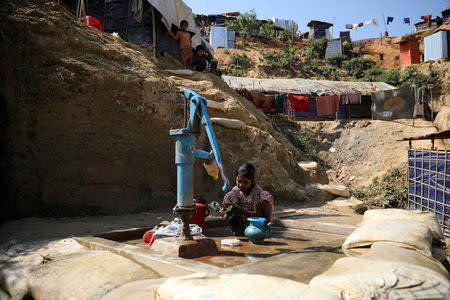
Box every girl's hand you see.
[218,208,226,217]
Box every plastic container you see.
[189,203,210,229]
[79,16,103,31]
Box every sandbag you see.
[206,100,225,111]
[363,209,444,242]
[210,117,246,130]
[306,248,450,300]
[165,69,194,76]
[156,273,307,300]
[342,209,444,257]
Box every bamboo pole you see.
[151,6,156,57]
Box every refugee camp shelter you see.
[424,29,449,62]
[325,38,343,58]
[414,19,439,32]
[270,18,298,32]
[443,7,450,24]
[340,31,351,43]
[210,26,235,48]
[60,0,204,63]
[404,130,450,237]
[223,76,395,119]
[307,20,333,39]
[398,38,420,66]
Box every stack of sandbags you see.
[342,209,445,257]
[156,273,307,300]
[301,209,450,300]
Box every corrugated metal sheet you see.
[222,76,396,96]
[227,30,235,49]
[325,39,343,58]
[424,30,448,62]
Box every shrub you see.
[262,45,301,75]
[226,10,259,40]
[302,37,328,60]
[327,54,349,68]
[377,68,401,86]
[282,128,319,161]
[363,66,383,82]
[342,40,351,55]
[259,22,275,43]
[278,29,293,43]
[320,66,341,80]
[343,57,375,79]
[224,53,253,76]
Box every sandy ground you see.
[294,118,445,188]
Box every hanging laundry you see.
[421,15,432,27]
[345,24,353,29]
[364,20,371,26]
[403,18,410,25]
[358,23,363,27]
[286,94,308,112]
[341,93,362,105]
[274,94,287,114]
[316,95,340,116]
[352,23,359,30]
[372,18,378,26]
[387,16,394,25]
[242,88,275,113]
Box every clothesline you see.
[345,14,435,31]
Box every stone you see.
[27,251,158,300]
[328,196,363,208]
[297,161,318,171]
[210,117,246,130]
[320,184,350,197]
[151,236,219,258]
[305,183,335,202]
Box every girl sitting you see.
[219,162,274,235]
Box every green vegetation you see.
[326,54,349,68]
[401,33,418,42]
[362,66,383,82]
[302,37,328,60]
[226,10,275,44]
[281,128,319,162]
[261,46,301,76]
[223,53,253,76]
[353,167,408,209]
[278,29,293,43]
[366,65,441,88]
[259,22,275,44]
[320,66,341,81]
[343,57,375,79]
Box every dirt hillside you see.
[0,0,328,220]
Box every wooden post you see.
[151,6,156,57]
[430,86,434,123]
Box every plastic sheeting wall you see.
[210,26,235,48]
[408,150,450,237]
[371,86,415,120]
[424,31,448,62]
[325,39,343,58]
[294,97,348,119]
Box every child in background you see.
[171,20,192,68]
[192,45,210,72]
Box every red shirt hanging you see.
[286,93,308,112]
[421,15,432,27]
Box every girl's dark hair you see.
[180,20,188,27]
[235,162,255,182]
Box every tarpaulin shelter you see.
[404,130,450,236]
[371,85,416,120]
[325,38,343,58]
[306,20,333,40]
[223,76,395,119]
[60,0,204,62]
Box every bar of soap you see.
[221,239,240,247]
